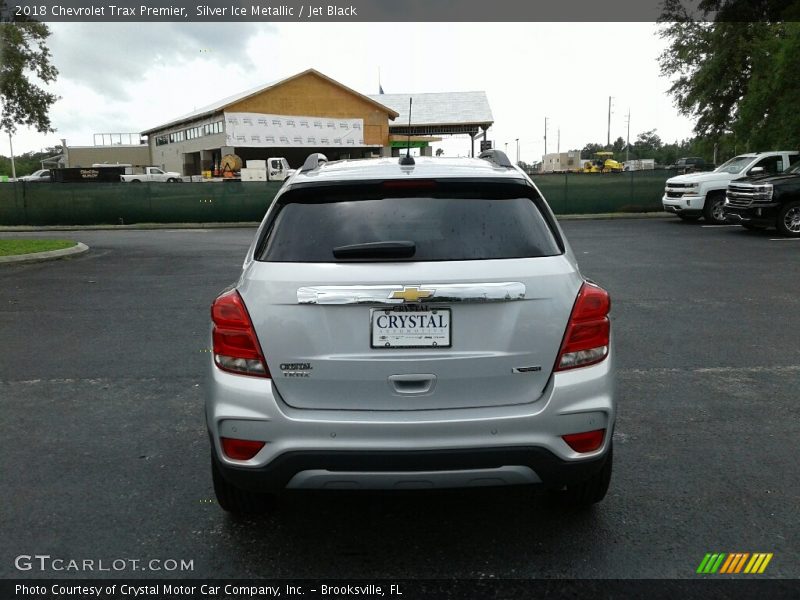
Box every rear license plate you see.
[370,308,451,348]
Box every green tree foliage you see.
[579,130,716,165]
[580,142,606,157]
[633,129,663,157]
[0,146,60,176]
[0,19,59,134]
[658,0,799,151]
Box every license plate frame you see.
[370,306,452,349]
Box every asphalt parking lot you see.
[1,218,798,579]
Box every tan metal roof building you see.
[143,69,400,175]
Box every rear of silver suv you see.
[206,151,615,513]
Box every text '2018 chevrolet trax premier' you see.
[206,150,616,513]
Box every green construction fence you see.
[0,171,673,226]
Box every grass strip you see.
[0,239,77,256]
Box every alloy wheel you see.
[784,206,800,233]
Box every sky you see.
[5,22,696,164]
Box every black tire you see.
[129,179,142,183]
[553,446,613,508]
[167,177,179,183]
[741,222,767,231]
[703,192,727,224]
[776,200,800,238]
[677,214,701,222]
[211,456,273,515]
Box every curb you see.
[0,213,672,232]
[557,212,671,221]
[0,242,90,264]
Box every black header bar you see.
[0,0,713,23]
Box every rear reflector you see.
[211,289,270,378]
[562,429,605,453]
[555,282,611,371]
[221,437,266,461]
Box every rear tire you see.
[553,446,613,508]
[211,456,273,515]
[776,201,800,237]
[703,192,727,224]
[677,214,701,222]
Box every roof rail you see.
[300,153,328,173]
[478,149,514,168]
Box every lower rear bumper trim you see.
[213,446,610,492]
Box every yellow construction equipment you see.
[582,151,624,173]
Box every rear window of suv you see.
[257,182,562,262]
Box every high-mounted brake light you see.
[382,179,437,190]
[211,289,270,378]
[555,282,611,371]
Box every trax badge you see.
[280,362,313,378]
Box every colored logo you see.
[390,286,434,303]
[697,553,773,574]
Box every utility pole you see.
[515,138,520,164]
[607,96,613,147]
[544,117,549,157]
[625,108,631,163]
[8,132,16,180]
[557,128,560,154]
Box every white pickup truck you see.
[120,167,182,183]
[239,157,295,182]
[662,151,799,223]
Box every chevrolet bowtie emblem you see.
[390,286,434,302]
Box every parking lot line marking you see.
[769,238,800,241]
[701,225,740,228]
[621,365,800,375]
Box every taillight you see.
[555,282,610,371]
[562,429,605,453]
[211,289,270,377]
[221,437,266,460]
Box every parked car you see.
[724,157,800,237]
[19,169,51,182]
[662,151,799,224]
[668,157,706,172]
[206,150,616,514]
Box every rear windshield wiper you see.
[332,241,416,259]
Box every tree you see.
[658,0,799,150]
[633,129,663,158]
[0,20,59,135]
[0,145,60,176]
[580,142,605,157]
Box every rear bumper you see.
[213,445,611,491]
[205,346,615,491]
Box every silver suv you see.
[206,150,615,513]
